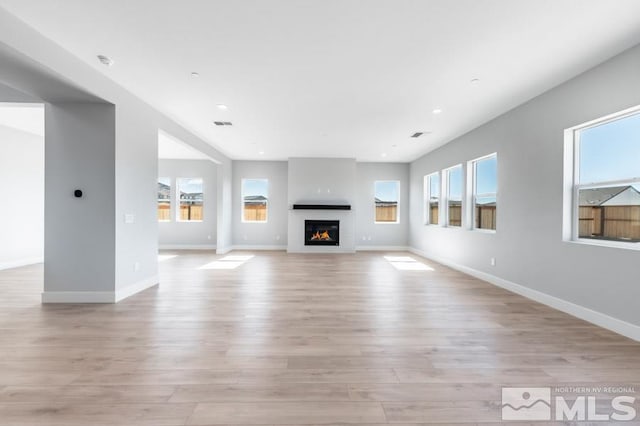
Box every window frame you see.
[157,177,172,223]
[241,178,269,224]
[176,177,204,223]
[423,172,440,226]
[564,105,640,250]
[443,164,463,228]
[374,180,401,224]
[470,153,498,233]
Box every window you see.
[471,154,497,230]
[375,181,400,223]
[177,178,203,221]
[158,177,171,222]
[567,108,640,245]
[242,179,268,222]
[424,173,440,225]
[445,165,463,227]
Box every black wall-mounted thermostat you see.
[74,189,83,198]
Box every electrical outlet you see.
[490,257,496,266]
[134,262,140,272]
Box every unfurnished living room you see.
[1,1,640,425]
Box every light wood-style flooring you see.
[0,251,639,425]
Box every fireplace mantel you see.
[292,204,351,210]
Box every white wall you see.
[158,159,217,248]
[232,161,288,248]
[287,158,357,253]
[0,123,43,270]
[409,44,640,333]
[356,162,409,249]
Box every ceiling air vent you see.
[411,132,424,138]
[213,121,233,126]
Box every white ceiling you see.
[158,130,210,160]
[1,1,640,162]
[0,103,44,136]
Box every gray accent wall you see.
[158,159,218,248]
[409,44,640,327]
[232,161,288,247]
[356,162,409,248]
[231,160,411,250]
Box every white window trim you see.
[563,105,640,250]
[443,164,463,228]
[241,178,269,224]
[424,172,440,226]
[374,180,401,224]
[176,177,204,223]
[469,153,497,233]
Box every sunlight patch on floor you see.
[158,254,178,262]
[199,254,255,270]
[384,255,434,271]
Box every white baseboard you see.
[0,256,44,271]
[159,244,217,250]
[409,247,640,342]
[216,246,232,255]
[356,245,410,252]
[231,244,287,251]
[42,275,159,304]
[42,291,115,304]
[115,275,159,302]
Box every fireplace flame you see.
[311,230,332,241]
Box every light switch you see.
[124,214,135,224]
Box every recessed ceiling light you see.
[259,151,265,155]
[191,72,200,77]
[432,108,442,114]
[97,55,114,67]
[216,104,228,110]
[381,153,387,157]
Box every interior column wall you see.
[43,102,116,301]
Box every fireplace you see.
[305,220,340,246]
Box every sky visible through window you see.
[243,179,268,198]
[580,112,640,188]
[476,156,497,202]
[429,174,439,198]
[375,181,399,202]
[178,178,203,195]
[448,166,463,200]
